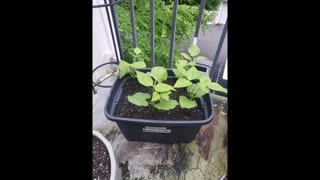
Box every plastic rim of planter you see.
[93,130,117,180]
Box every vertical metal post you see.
[168,0,179,68]
[150,0,155,67]
[129,0,138,61]
[209,18,228,79]
[103,0,120,63]
[193,0,206,45]
[108,0,124,60]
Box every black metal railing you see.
[92,0,227,93]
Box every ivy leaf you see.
[186,66,200,80]
[130,62,146,69]
[159,91,171,101]
[207,82,228,93]
[128,92,150,106]
[119,61,130,78]
[150,66,167,83]
[179,96,197,109]
[181,53,192,61]
[174,78,192,88]
[155,83,175,92]
[136,71,154,87]
[151,92,160,102]
[134,47,142,55]
[193,56,208,61]
[153,99,179,110]
[188,44,200,57]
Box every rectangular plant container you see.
[104,68,214,144]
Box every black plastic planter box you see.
[104,68,214,144]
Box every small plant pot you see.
[104,68,215,144]
[93,130,120,180]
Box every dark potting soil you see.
[93,136,110,180]
[114,78,205,120]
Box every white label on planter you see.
[142,126,171,133]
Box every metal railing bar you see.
[193,0,206,45]
[168,0,179,68]
[209,18,228,79]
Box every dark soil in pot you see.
[93,136,110,180]
[114,78,205,120]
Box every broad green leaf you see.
[128,92,150,106]
[188,62,196,66]
[187,84,206,98]
[186,66,200,80]
[174,78,192,88]
[199,76,211,84]
[193,56,209,61]
[178,60,188,67]
[155,83,175,92]
[176,63,187,76]
[151,92,160,102]
[119,61,130,78]
[159,91,171,101]
[181,53,192,61]
[199,82,209,93]
[134,47,142,55]
[153,99,178,110]
[173,69,184,78]
[136,71,154,87]
[207,82,228,93]
[150,66,167,82]
[188,44,200,57]
[130,62,146,69]
[179,96,197,109]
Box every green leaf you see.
[193,56,208,61]
[178,60,188,67]
[130,62,146,68]
[199,82,209,93]
[128,92,151,106]
[136,71,154,87]
[151,92,160,102]
[153,99,179,110]
[179,96,197,109]
[187,84,206,98]
[181,53,192,61]
[176,63,187,76]
[119,61,130,78]
[150,66,167,82]
[188,44,200,57]
[159,91,171,101]
[174,78,192,88]
[155,83,175,92]
[173,69,184,78]
[207,82,228,93]
[134,47,142,55]
[188,62,196,66]
[186,66,200,80]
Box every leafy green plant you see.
[116,0,215,67]
[119,47,147,78]
[172,44,227,109]
[120,45,227,111]
[128,66,179,110]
